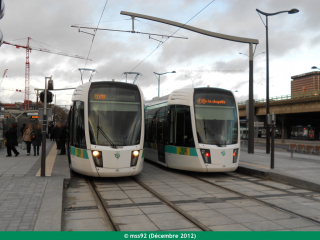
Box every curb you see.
[236,165,320,193]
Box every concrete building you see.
[291,71,320,95]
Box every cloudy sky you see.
[0,0,319,105]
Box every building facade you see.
[291,71,320,95]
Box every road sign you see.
[254,121,264,127]
[38,108,52,121]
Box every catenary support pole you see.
[271,117,275,169]
[40,77,48,177]
[248,43,254,154]
[266,16,270,154]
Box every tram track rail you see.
[86,176,211,231]
[191,174,320,226]
[87,178,119,231]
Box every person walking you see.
[31,123,42,156]
[58,122,66,155]
[22,123,34,156]
[20,123,26,136]
[5,123,20,157]
[54,123,60,149]
[49,123,54,141]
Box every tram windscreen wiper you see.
[203,118,222,147]
[97,115,118,149]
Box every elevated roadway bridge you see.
[238,92,320,140]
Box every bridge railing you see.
[238,90,320,106]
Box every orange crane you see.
[3,37,90,110]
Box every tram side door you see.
[157,107,166,163]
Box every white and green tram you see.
[67,81,145,177]
[144,87,240,172]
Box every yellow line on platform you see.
[36,143,58,177]
[240,162,270,170]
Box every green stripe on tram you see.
[70,146,89,159]
[165,145,198,157]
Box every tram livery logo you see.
[114,153,120,159]
[221,151,226,156]
[197,98,226,105]
[94,93,106,100]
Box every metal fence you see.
[238,90,320,106]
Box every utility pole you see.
[40,77,49,177]
[36,90,39,110]
[54,94,56,123]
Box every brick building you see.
[291,71,320,95]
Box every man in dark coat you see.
[54,123,60,149]
[57,122,66,155]
[5,123,20,157]
[20,123,26,136]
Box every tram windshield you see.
[88,82,142,146]
[194,88,238,146]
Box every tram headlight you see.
[92,150,103,167]
[131,150,140,167]
[200,149,211,164]
[233,149,239,163]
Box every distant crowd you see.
[4,121,67,157]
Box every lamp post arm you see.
[256,9,289,16]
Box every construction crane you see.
[3,37,91,110]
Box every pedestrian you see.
[54,123,60,149]
[31,123,42,156]
[20,123,26,136]
[22,122,34,156]
[49,123,54,141]
[5,123,20,157]
[58,122,66,155]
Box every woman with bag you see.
[31,123,42,156]
[22,122,34,156]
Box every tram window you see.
[169,106,175,145]
[72,101,86,149]
[150,110,158,143]
[157,108,166,144]
[163,107,170,145]
[174,106,195,148]
[146,109,157,142]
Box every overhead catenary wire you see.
[121,0,216,80]
[83,0,109,70]
[72,18,131,26]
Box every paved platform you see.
[239,148,320,192]
[0,140,70,231]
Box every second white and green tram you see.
[145,87,240,172]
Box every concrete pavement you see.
[0,140,70,231]
[238,148,320,192]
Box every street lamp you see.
[256,8,299,155]
[312,66,320,70]
[154,71,176,97]
[185,75,201,88]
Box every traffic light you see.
[40,90,53,103]
[0,0,5,47]
[48,79,54,90]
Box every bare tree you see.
[277,114,286,143]
[52,106,69,123]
